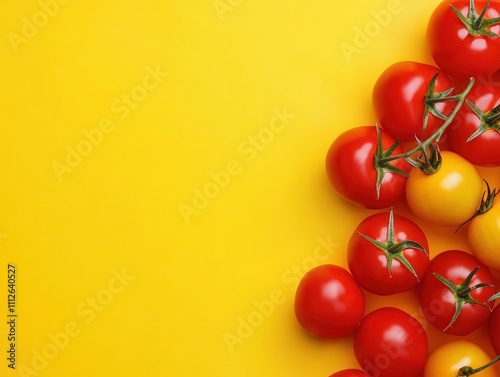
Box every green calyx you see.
[407,141,442,174]
[433,266,496,332]
[357,208,429,280]
[465,101,500,142]
[373,125,409,199]
[423,73,459,133]
[450,0,500,37]
[456,180,498,232]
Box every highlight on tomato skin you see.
[294,264,366,339]
[372,61,455,142]
[353,307,428,377]
[426,0,500,79]
[417,249,497,336]
[405,150,484,226]
[447,82,500,167]
[325,125,410,210]
[423,340,497,377]
[347,208,430,296]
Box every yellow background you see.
[0,0,499,376]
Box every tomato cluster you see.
[295,1,500,376]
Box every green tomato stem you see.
[459,353,500,376]
[379,77,475,166]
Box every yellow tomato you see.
[468,195,500,273]
[405,151,483,226]
[424,341,497,377]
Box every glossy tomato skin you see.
[405,151,483,226]
[490,305,500,354]
[468,196,500,272]
[418,250,496,336]
[329,370,370,377]
[347,211,429,295]
[294,264,365,339]
[353,307,428,377]
[448,83,500,166]
[427,0,500,79]
[325,126,410,209]
[373,61,454,141]
[424,340,496,377]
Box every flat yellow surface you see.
[0,0,499,376]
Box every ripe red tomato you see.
[325,126,410,209]
[417,250,496,336]
[347,209,430,296]
[372,61,454,142]
[448,82,500,166]
[329,370,370,377]
[427,0,500,79]
[353,307,428,377]
[294,264,366,339]
[490,304,500,354]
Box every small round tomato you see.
[448,83,500,167]
[325,126,410,209]
[490,305,500,354]
[329,370,370,377]
[468,186,500,272]
[405,150,483,226]
[427,0,500,79]
[417,250,496,336]
[372,61,454,141]
[294,264,365,339]
[353,307,428,377]
[424,340,496,377]
[347,208,429,295]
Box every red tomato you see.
[325,126,410,209]
[329,370,370,377]
[372,61,454,142]
[353,307,428,377]
[490,305,500,354]
[448,82,500,166]
[427,0,500,79]
[347,208,430,296]
[294,264,366,339]
[418,250,497,336]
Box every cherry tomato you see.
[424,340,496,377]
[294,264,365,339]
[427,0,500,79]
[490,305,500,354]
[372,61,454,142]
[417,250,496,336]
[448,82,500,166]
[467,185,500,272]
[347,208,430,296]
[325,126,410,209]
[405,150,483,226]
[329,370,370,377]
[353,307,428,377]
